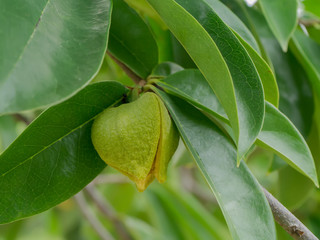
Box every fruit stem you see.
[128,87,140,102]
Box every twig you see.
[12,114,31,125]
[263,188,319,240]
[74,191,115,240]
[85,183,133,240]
[107,52,143,85]
[299,19,320,27]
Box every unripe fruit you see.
[91,92,179,191]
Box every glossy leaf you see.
[201,0,278,106]
[204,0,259,53]
[248,11,318,207]
[303,0,320,19]
[170,34,197,69]
[151,62,184,78]
[158,69,318,186]
[108,0,158,79]
[219,0,274,66]
[176,0,266,162]
[148,0,265,162]
[157,70,228,123]
[0,81,128,223]
[256,102,318,186]
[235,35,279,107]
[249,9,314,138]
[153,88,276,240]
[0,0,112,114]
[291,30,320,99]
[259,0,298,51]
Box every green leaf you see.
[158,69,318,186]
[170,34,197,69]
[157,70,228,123]
[0,0,112,115]
[151,62,184,78]
[291,30,320,100]
[147,0,265,163]
[203,0,260,53]
[259,0,298,51]
[269,155,287,173]
[235,35,279,107]
[256,102,318,187]
[0,81,128,224]
[303,0,320,19]
[219,0,274,67]
[198,0,279,107]
[108,0,158,79]
[153,88,276,240]
[248,10,314,137]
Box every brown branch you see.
[263,188,319,240]
[85,183,133,240]
[299,19,320,27]
[92,174,130,185]
[107,52,142,85]
[74,192,115,240]
[12,114,31,125]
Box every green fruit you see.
[91,92,179,191]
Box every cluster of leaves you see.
[1,0,320,239]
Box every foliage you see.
[1,0,320,239]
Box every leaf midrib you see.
[1,0,51,85]
[0,98,122,178]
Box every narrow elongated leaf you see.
[235,35,279,107]
[158,69,318,186]
[108,0,158,79]
[259,0,298,51]
[303,0,320,19]
[249,9,314,137]
[204,0,259,53]
[220,0,273,65]
[291,30,320,99]
[0,0,112,114]
[151,62,184,78]
[201,0,279,106]
[175,0,265,162]
[153,88,276,240]
[148,0,264,162]
[0,81,128,223]
[257,102,318,186]
[157,71,228,123]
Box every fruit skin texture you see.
[91,92,179,191]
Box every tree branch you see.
[85,183,133,240]
[12,114,31,125]
[74,192,115,240]
[107,52,143,85]
[299,19,320,27]
[263,188,318,240]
